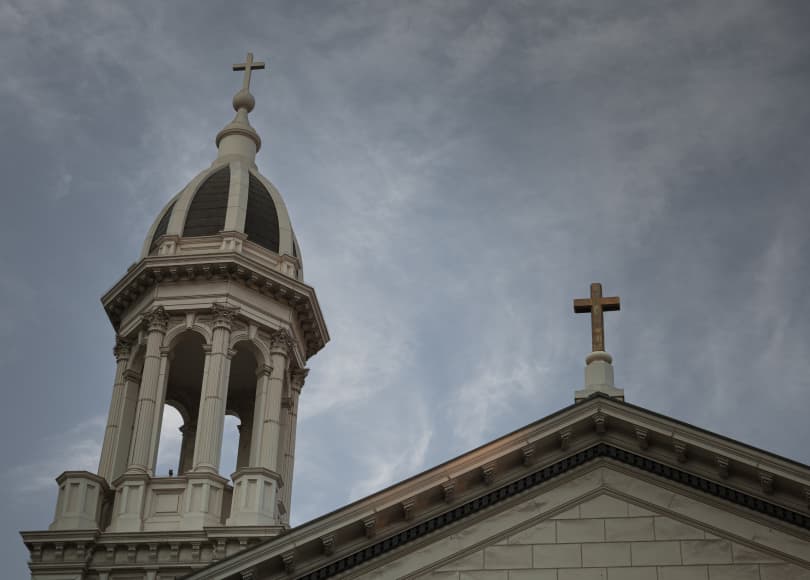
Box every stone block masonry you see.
[419,494,810,580]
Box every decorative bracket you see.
[559,429,571,451]
[715,456,730,479]
[673,439,688,463]
[759,472,774,495]
[321,534,335,555]
[521,443,536,466]
[635,426,648,450]
[362,515,377,538]
[281,550,296,573]
[441,480,456,503]
[482,462,496,485]
[592,412,606,434]
[214,539,226,561]
[402,497,416,520]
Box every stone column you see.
[112,368,141,479]
[227,329,291,526]
[248,331,291,471]
[280,368,307,522]
[127,307,169,474]
[235,418,252,472]
[97,336,132,482]
[191,305,237,473]
[276,389,291,483]
[177,423,196,475]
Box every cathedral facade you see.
[21,56,810,580]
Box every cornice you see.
[291,445,810,580]
[589,396,810,481]
[186,442,810,580]
[185,397,810,580]
[100,252,328,359]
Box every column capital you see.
[143,306,170,333]
[113,336,133,361]
[290,368,309,393]
[270,328,294,356]
[211,303,239,331]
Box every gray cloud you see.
[2,2,809,577]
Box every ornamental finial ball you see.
[233,89,255,113]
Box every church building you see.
[21,55,810,580]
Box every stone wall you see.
[420,495,808,580]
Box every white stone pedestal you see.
[575,351,625,402]
[108,472,149,532]
[227,468,281,526]
[181,472,230,529]
[49,471,109,531]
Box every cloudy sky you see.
[2,1,810,576]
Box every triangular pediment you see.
[185,397,810,580]
[359,468,810,579]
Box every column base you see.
[181,472,230,529]
[49,471,109,531]
[575,351,625,402]
[227,468,282,526]
[108,472,149,532]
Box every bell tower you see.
[21,54,329,579]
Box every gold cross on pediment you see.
[233,52,265,92]
[574,283,620,352]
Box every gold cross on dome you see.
[574,283,621,352]
[233,52,265,92]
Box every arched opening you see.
[221,413,241,481]
[223,343,260,478]
[157,331,206,475]
[155,404,185,476]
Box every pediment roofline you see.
[186,395,810,580]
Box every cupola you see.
[142,53,303,281]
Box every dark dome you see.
[149,166,282,255]
[244,172,279,252]
[183,167,230,237]
[149,201,176,253]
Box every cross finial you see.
[574,283,620,352]
[233,52,265,93]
